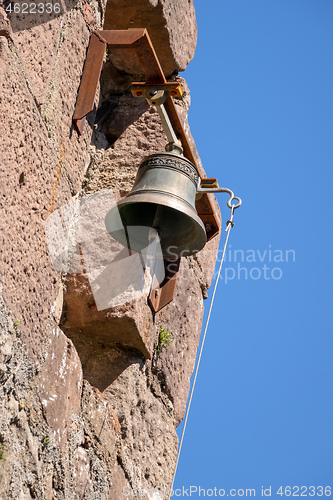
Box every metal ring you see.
[227,196,242,209]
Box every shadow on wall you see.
[92,60,151,147]
[3,0,81,32]
[94,95,150,147]
[58,265,156,390]
[59,272,151,391]
[62,325,146,391]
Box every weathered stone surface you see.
[11,17,64,106]
[0,7,12,39]
[47,9,95,193]
[0,296,120,499]
[0,298,60,497]
[149,257,205,425]
[39,326,83,451]
[104,361,178,494]
[0,0,221,497]
[0,37,65,358]
[103,0,197,77]
[0,7,98,359]
[110,462,131,499]
[61,272,152,383]
[79,381,120,497]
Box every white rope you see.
[168,207,235,499]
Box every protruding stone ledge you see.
[103,0,197,77]
[61,272,152,389]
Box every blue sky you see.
[174,1,333,498]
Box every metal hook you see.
[197,183,242,210]
[228,196,242,210]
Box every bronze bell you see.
[105,151,207,258]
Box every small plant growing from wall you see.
[42,436,50,448]
[0,444,5,461]
[154,326,173,355]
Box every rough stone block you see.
[151,256,205,426]
[0,7,12,39]
[0,37,67,356]
[41,9,95,194]
[0,9,98,357]
[103,0,197,76]
[61,272,152,386]
[103,362,178,493]
[39,326,83,451]
[11,17,64,106]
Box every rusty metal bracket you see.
[131,82,183,98]
[72,32,106,134]
[73,28,166,133]
[148,259,180,313]
[73,29,221,312]
[73,29,220,237]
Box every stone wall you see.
[0,1,220,498]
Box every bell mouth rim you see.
[124,188,196,213]
[116,191,206,230]
[105,192,207,258]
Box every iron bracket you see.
[148,259,180,313]
[131,82,183,99]
[73,29,222,312]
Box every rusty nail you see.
[136,91,142,97]
[170,90,177,96]
[205,223,212,232]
